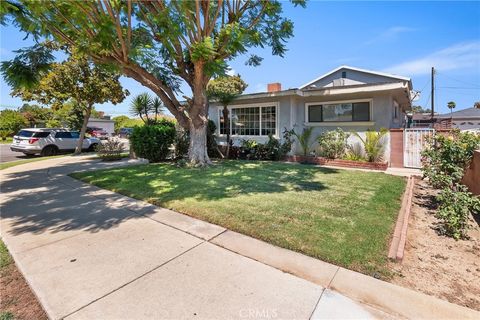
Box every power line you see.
[435,71,480,89]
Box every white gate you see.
[404,128,435,168]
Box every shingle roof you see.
[438,107,480,118]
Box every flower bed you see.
[285,155,388,171]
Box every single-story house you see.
[437,106,480,131]
[87,117,115,134]
[208,66,413,162]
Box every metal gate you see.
[403,128,435,168]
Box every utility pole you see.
[431,67,435,125]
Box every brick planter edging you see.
[284,155,388,171]
[388,176,415,261]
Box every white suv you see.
[10,128,100,156]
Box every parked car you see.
[10,128,100,156]
[87,127,109,140]
[118,127,133,138]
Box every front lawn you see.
[71,160,406,276]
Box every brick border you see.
[388,176,415,261]
[285,155,388,171]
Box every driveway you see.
[0,157,477,320]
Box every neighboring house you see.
[408,113,437,128]
[437,106,480,131]
[87,117,115,134]
[208,66,413,162]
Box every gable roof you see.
[299,65,411,89]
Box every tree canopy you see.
[1,0,305,164]
[207,75,248,107]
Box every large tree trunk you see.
[188,120,211,166]
[74,104,92,155]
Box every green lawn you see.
[71,160,406,277]
[0,155,69,170]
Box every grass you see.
[0,240,12,270]
[71,160,406,277]
[0,155,70,171]
[0,138,13,145]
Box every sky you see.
[1,1,479,117]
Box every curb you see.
[388,176,415,261]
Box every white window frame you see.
[304,98,374,126]
[217,102,279,138]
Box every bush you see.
[96,139,125,161]
[344,142,366,161]
[317,128,349,159]
[0,109,28,137]
[422,130,480,189]
[351,128,388,162]
[237,135,286,161]
[130,119,176,162]
[207,120,219,158]
[436,184,480,239]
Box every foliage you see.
[129,93,164,125]
[280,128,295,156]
[113,115,143,132]
[130,119,176,162]
[2,0,305,165]
[0,109,27,137]
[351,128,388,162]
[317,128,350,159]
[447,101,456,112]
[344,143,366,161]
[96,139,125,161]
[207,75,248,106]
[238,135,286,161]
[411,105,431,114]
[436,184,480,239]
[421,130,480,189]
[18,103,52,127]
[292,127,315,156]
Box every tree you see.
[2,0,305,166]
[447,101,456,115]
[18,103,52,127]
[129,93,164,125]
[207,75,247,157]
[411,105,431,114]
[0,109,28,139]
[5,53,129,154]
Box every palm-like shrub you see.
[351,128,388,162]
[292,127,315,156]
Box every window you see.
[341,71,347,78]
[55,132,72,138]
[70,132,80,138]
[219,105,277,136]
[33,132,51,138]
[306,101,370,123]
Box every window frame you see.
[217,102,279,138]
[304,99,373,125]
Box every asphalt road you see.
[0,144,38,163]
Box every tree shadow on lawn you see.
[76,160,339,206]
[0,159,338,238]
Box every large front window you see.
[307,101,370,122]
[219,105,277,136]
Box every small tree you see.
[0,109,28,139]
[292,127,315,156]
[5,52,129,154]
[207,75,247,157]
[447,101,456,114]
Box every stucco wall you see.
[208,91,397,162]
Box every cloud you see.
[385,41,480,76]
[364,26,415,45]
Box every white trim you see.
[304,99,373,124]
[299,65,411,89]
[217,102,280,138]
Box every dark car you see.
[118,127,133,138]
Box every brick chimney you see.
[267,82,282,93]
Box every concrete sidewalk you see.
[0,156,477,319]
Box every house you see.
[437,106,480,131]
[208,66,413,162]
[87,117,115,134]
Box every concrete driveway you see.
[1,157,477,320]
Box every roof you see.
[299,65,411,89]
[438,107,480,119]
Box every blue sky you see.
[1,1,479,117]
